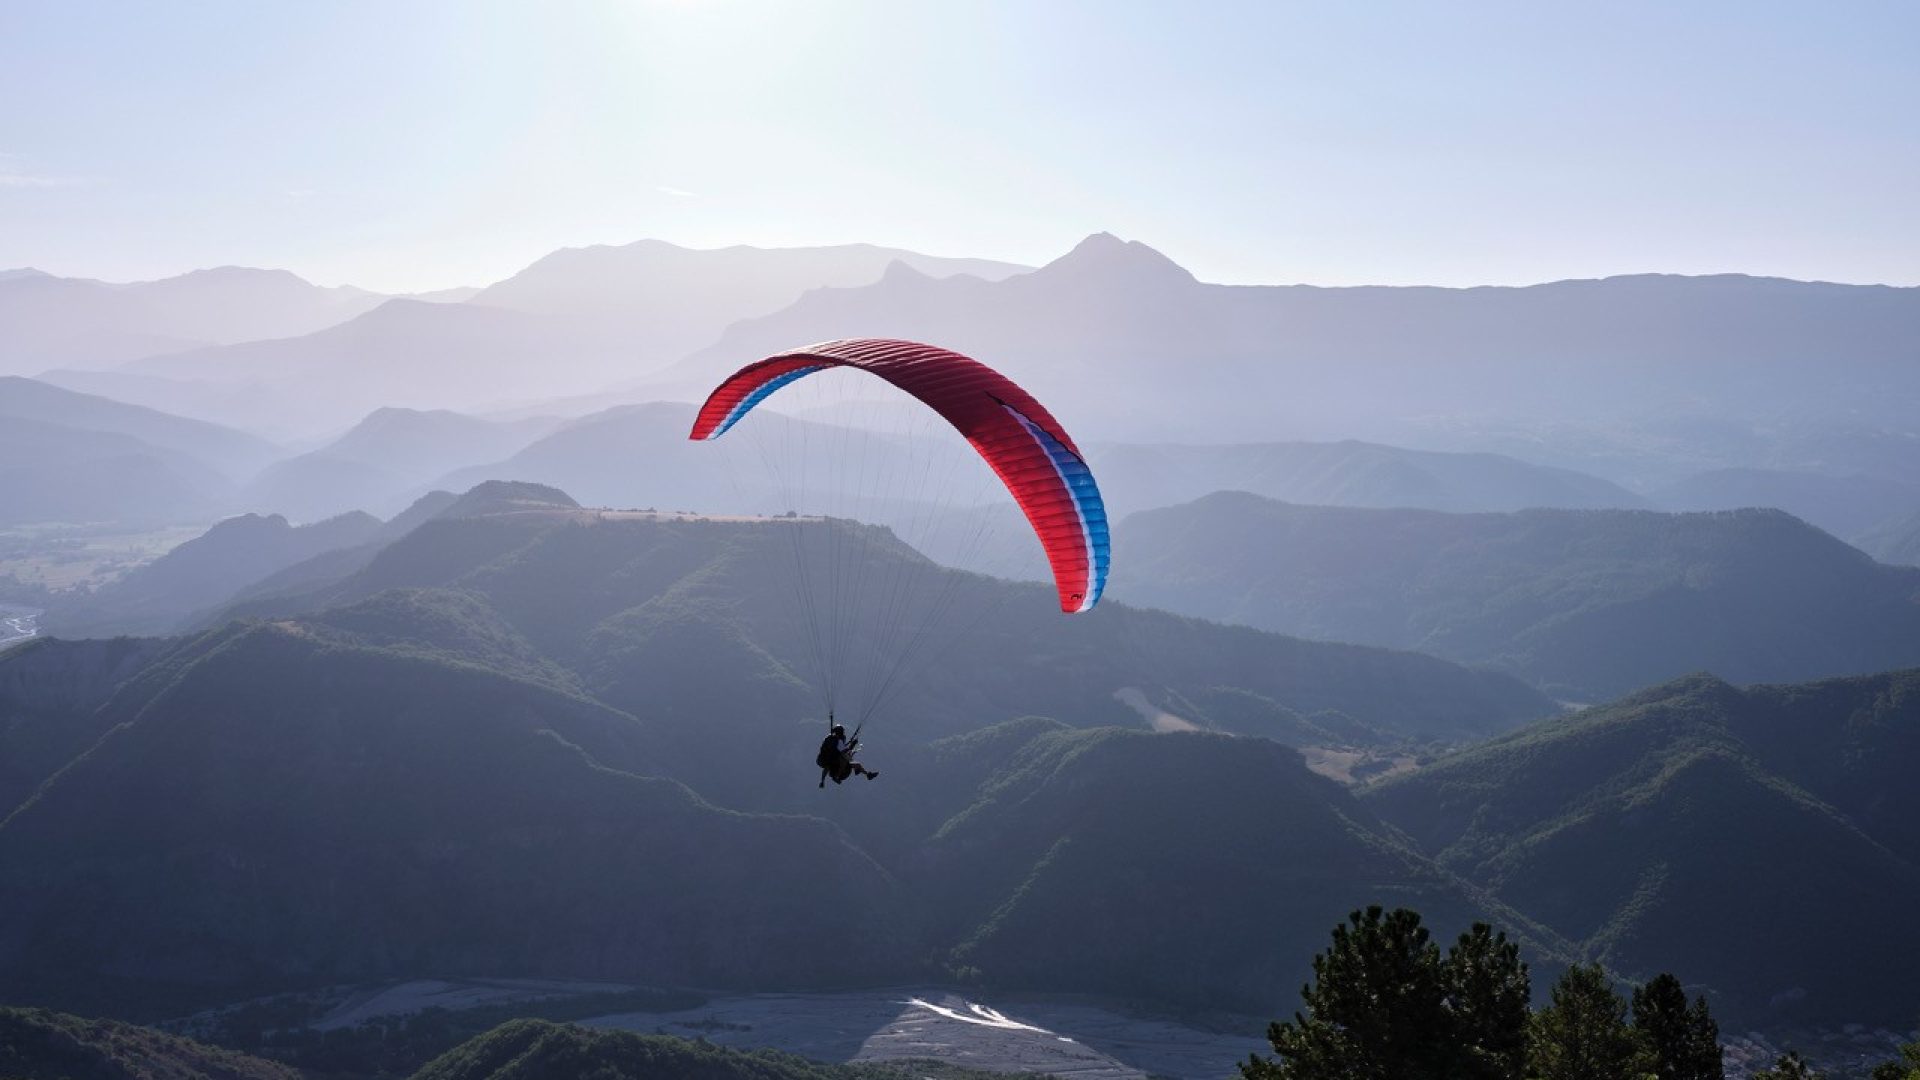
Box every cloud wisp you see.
[0,154,87,189]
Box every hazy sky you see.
[3,1,1915,292]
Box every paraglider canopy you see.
[689,338,1109,613]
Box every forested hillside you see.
[0,484,1561,1022]
[0,1005,299,1080]
[1362,669,1920,1024]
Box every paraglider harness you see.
[816,713,861,787]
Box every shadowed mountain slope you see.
[1362,669,1920,1025]
[0,636,171,816]
[411,1018,996,1080]
[0,615,1555,1023]
[0,480,1570,1021]
[0,1005,299,1080]
[905,722,1568,1012]
[213,496,1553,766]
[42,511,382,638]
[1116,491,1920,699]
[0,486,1562,1022]
[87,459,1920,1036]
[0,623,902,1018]
[163,486,552,638]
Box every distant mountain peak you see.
[879,258,934,284]
[174,265,307,282]
[204,512,295,536]
[341,295,484,330]
[359,404,433,421]
[0,267,50,282]
[352,405,473,429]
[612,237,691,254]
[443,480,581,519]
[1033,232,1197,285]
[540,237,686,265]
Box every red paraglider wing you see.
[689,338,1109,613]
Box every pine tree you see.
[1869,1034,1920,1080]
[1528,963,1649,1080]
[1753,1050,1822,1079]
[1631,973,1723,1080]
[1241,906,1454,1080]
[1444,923,1530,1080]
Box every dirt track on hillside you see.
[586,988,1266,1080]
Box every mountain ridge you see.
[0,266,386,375]
[1360,667,1920,1024]
[1116,491,1920,698]
[663,234,1920,452]
[0,620,905,1017]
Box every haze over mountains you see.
[0,375,275,478]
[0,265,386,375]
[8,232,1917,545]
[1861,509,1920,567]
[668,234,1920,473]
[26,240,1027,437]
[6,482,1917,1050]
[13,233,1914,478]
[6,231,1920,1075]
[1118,492,1920,699]
[0,376,277,526]
[2,375,1711,547]
[465,239,1025,361]
[1650,467,1920,550]
[240,408,560,522]
[1092,439,1648,516]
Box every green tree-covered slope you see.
[905,723,1571,1012]
[0,625,902,1018]
[409,1018,1005,1080]
[0,625,1554,1022]
[1361,670,1920,1024]
[220,492,1552,757]
[0,635,170,815]
[0,1005,298,1080]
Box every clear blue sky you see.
[3,0,1914,292]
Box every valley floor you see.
[586,988,1267,1080]
[0,523,204,591]
[281,979,1267,1080]
[0,603,39,648]
[258,977,1919,1080]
